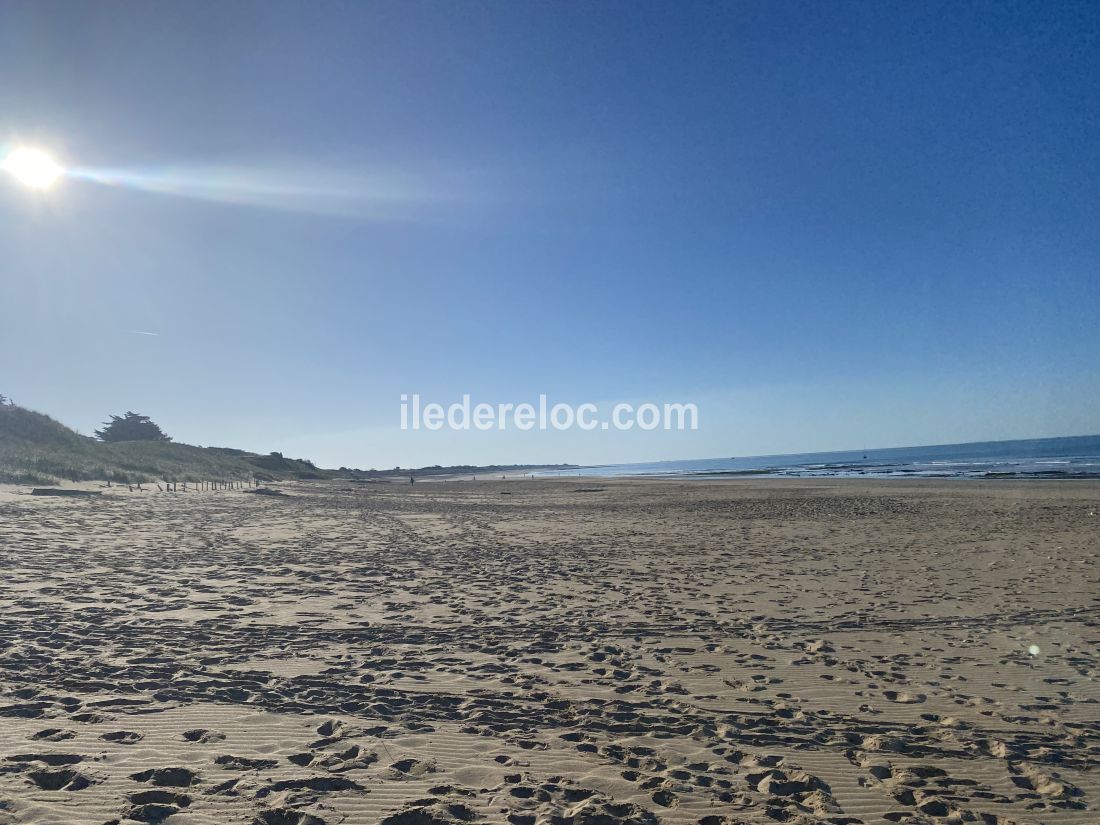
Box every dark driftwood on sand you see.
[30,488,102,498]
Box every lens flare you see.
[67,162,458,218]
[3,148,64,189]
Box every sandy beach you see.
[0,478,1096,825]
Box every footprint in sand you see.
[100,730,143,744]
[215,755,279,770]
[182,728,225,743]
[8,753,84,767]
[883,690,926,704]
[29,728,76,741]
[388,758,437,779]
[126,790,192,824]
[379,803,475,825]
[129,767,200,787]
[26,769,94,791]
[253,810,327,825]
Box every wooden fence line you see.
[104,478,264,492]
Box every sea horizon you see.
[538,433,1100,479]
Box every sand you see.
[0,477,1097,825]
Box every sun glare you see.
[3,147,64,189]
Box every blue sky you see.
[2,1,1097,468]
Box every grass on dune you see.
[0,404,326,485]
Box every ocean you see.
[538,434,1100,479]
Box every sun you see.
[3,147,64,189]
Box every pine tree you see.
[95,411,172,443]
